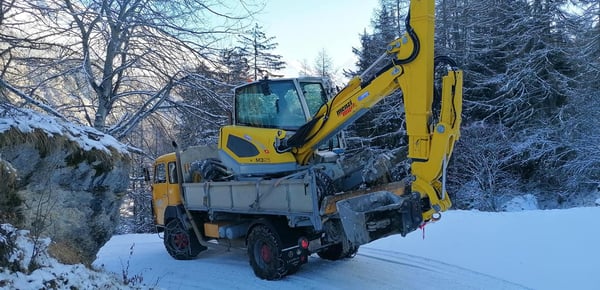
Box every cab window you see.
[154,163,166,183]
[235,80,306,129]
[168,162,178,184]
[300,82,329,116]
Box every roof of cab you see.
[155,152,176,164]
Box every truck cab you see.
[151,152,180,227]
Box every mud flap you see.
[336,191,423,245]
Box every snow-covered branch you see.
[0,78,69,122]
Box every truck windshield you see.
[235,80,307,130]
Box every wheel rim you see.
[260,243,272,263]
[173,231,189,250]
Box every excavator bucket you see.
[336,191,423,245]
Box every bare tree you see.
[296,49,341,86]
[1,0,260,139]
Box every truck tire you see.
[317,219,358,260]
[163,219,203,260]
[247,224,286,280]
[317,243,359,260]
[202,158,229,181]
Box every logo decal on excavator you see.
[336,100,355,117]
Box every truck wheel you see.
[317,244,359,260]
[247,224,286,280]
[317,243,343,260]
[345,245,359,258]
[164,219,203,260]
[318,219,357,260]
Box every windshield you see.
[235,80,307,130]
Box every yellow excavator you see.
[150,0,462,280]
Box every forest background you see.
[0,0,598,233]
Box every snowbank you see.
[0,224,134,290]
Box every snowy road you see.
[95,208,600,290]
[94,233,528,290]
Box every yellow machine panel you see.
[218,125,298,175]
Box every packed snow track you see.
[94,233,528,290]
[95,208,600,289]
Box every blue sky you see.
[255,0,379,79]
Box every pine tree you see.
[239,24,286,80]
[314,49,335,79]
[436,0,600,204]
[349,1,406,75]
[345,0,408,154]
[221,47,251,85]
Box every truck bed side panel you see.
[183,179,313,214]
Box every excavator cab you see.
[217,77,344,177]
[233,77,330,130]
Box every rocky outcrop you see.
[0,105,130,266]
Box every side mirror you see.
[143,167,151,182]
[226,109,233,125]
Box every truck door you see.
[152,162,168,226]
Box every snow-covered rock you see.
[0,105,131,265]
[0,223,135,289]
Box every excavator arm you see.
[279,0,463,220]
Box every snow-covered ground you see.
[89,207,600,290]
[3,207,598,289]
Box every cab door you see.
[152,162,168,226]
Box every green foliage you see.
[0,224,20,273]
